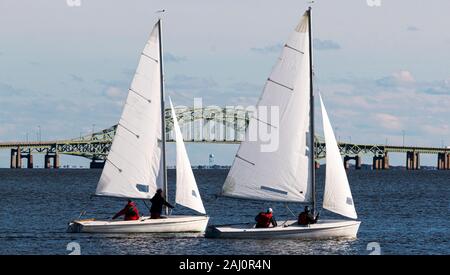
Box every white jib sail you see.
[170,98,206,214]
[95,22,164,199]
[221,13,312,203]
[320,94,358,219]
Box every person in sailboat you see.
[298,206,319,225]
[150,188,174,219]
[112,200,140,221]
[254,208,278,228]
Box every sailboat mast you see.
[157,19,169,215]
[307,7,316,216]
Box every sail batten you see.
[95,23,163,199]
[221,12,313,203]
[320,94,358,219]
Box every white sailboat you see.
[205,8,360,239]
[67,20,209,233]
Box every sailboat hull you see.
[67,215,209,233]
[205,219,360,239]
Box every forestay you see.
[221,13,313,203]
[95,22,164,199]
[320,94,358,219]
[170,99,206,214]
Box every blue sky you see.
[0,0,449,167]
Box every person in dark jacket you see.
[298,206,319,225]
[255,208,277,228]
[112,200,140,221]
[150,188,174,219]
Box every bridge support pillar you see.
[234,113,239,142]
[412,151,420,170]
[406,151,420,170]
[44,153,59,169]
[344,155,362,170]
[10,149,17,169]
[437,153,443,169]
[27,154,34,169]
[372,156,384,170]
[440,153,450,170]
[15,147,22,168]
[382,153,390,170]
[90,159,105,169]
[406,152,412,170]
[20,150,33,169]
[355,156,362,170]
[448,153,450,170]
[44,155,51,169]
[344,156,350,169]
[54,153,60,169]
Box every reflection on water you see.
[0,168,449,254]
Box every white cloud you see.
[317,71,450,149]
[374,113,403,130]
[393,70,415,83]
[105,86,124,98]
[376,70,415,87]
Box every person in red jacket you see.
[298,206,319,225]
[255,208,277,228]
[112,200,140,221]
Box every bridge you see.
[1,107,449,170]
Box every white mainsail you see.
[170,99,206,214]
[221,13,312,203]
[320,94,358,219]
[95,22,164,199]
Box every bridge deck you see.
[1,140,448,160]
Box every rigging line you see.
[78,195,95,219]
[129,88,152,103]
[267,78,294,91]
[117,123,140,139]
[141,52,158,63]
[281,203,297,227]
[284,44,304,54]
[285,203,297,218]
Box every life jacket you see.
[298,212,309,225]
[124,203,140,220]
[256,212,273,228]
